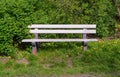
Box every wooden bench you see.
[22,24,98,55]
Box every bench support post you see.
[32,31,39,55]
[83,29,87,51]
[32,42,37,55]
[35,33,38,39]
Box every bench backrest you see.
[28,24,96,34]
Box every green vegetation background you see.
[0,0,120,76]
[0,0,117,55]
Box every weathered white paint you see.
[30,30,96,34]
[22,39,98,42]
[28,24,96,28]
[22,24,98,52]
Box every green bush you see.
[0,0,34,55]
[79,39,120,72]
[0,0,117,55]
[53,0,117,37]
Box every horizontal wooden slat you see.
[30,30,96,34]
[28,24,96,28]
[22,39,98,42]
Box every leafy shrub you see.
[0,0,34,55]
[78,39,120,72]
[53,0,117,37]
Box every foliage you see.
[53,0,117,37]
[0,0,34,55]
[80,39,120,72]
[0,0,117,55]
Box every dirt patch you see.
[67,57,73,68]
[43,63,53,68]
[59,74,96,77]
[59,73,109,77]
[16,58,29,65]
[115,31,120,38]
[0,57,10,64]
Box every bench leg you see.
[83,29,87,51]
[32,42,37,55]
[83,42,87,51]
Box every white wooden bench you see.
[22,24,98,55]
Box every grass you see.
[0,39,120,77]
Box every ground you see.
[0,56,119,77]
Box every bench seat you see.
[22,39,97,42]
